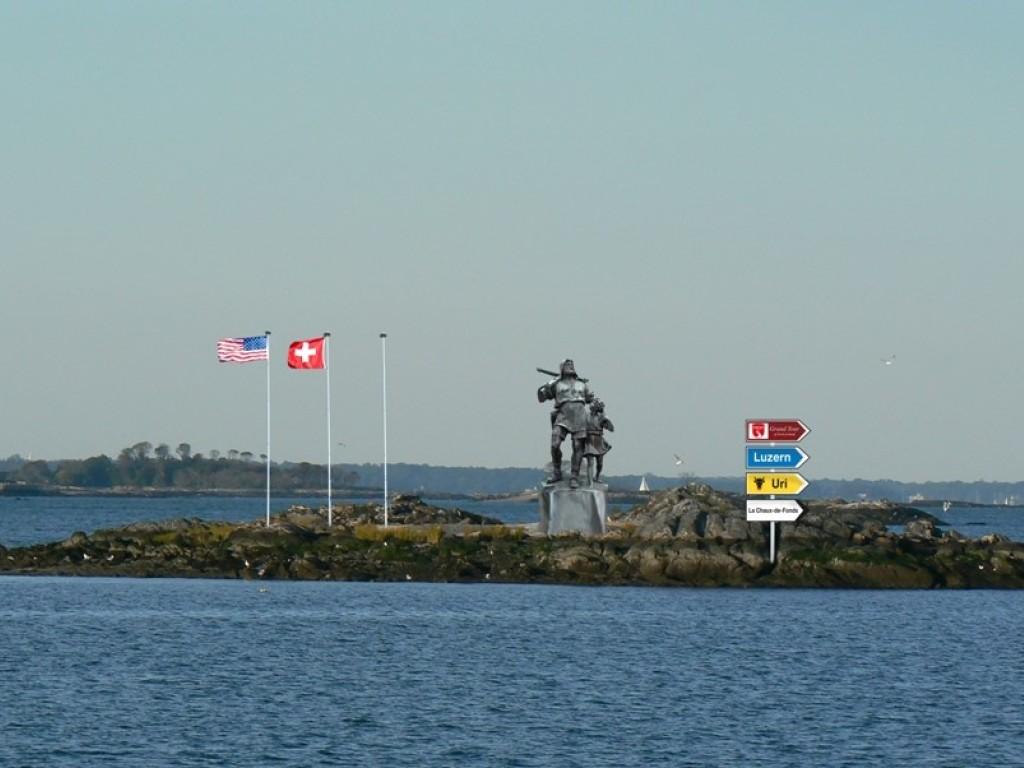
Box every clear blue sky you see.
[1,2,1021,481]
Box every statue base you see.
[539,481,607,535]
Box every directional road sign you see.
[745,446,809,470]
[745,472,809,496]
[746,499,804,522]
[745,419,810,443]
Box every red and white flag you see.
[287,337,326,369]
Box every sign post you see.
[745,419,810,443]
[744,419,811,563]
[745,472,809,496]
[745,499,805,522]
[745,446,809,470]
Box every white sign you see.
[745,499,804,523]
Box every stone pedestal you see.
[539,481,607,535]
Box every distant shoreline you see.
[0,485,383,500]
[0,483,1009,509]
[0,484,658,505]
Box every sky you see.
[1,2,1022,482]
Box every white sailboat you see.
[638,476,650,492]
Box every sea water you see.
[1,577,1023,766]
[2,499,1024,765]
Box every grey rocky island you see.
[3,486,1024,588]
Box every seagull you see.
[673,454,685,466]
[881,354,896,366]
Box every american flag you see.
[217,336,269,363]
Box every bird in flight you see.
[674,454,684,466]
[881,354,896,366]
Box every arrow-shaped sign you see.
[745,446,809,470]
[746,499,804,522]
[745,472,809,496]
[745,419,810,443]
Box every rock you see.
[4,482,1024,588]
[772,553,937,589]
[703,512,754,542]
[620,484,744,539]
[980,533,1010,546]
[860,520,886,537]
[279,510,329,530]
[803,500,943,526]
[549,545,606,576]
[290,556,325,580]
[662,547,749,585]
[227,521,316,548]
[729,543,769,571]
[119,518,205,533]
[296,496,502,527]
[624,545,668,583]
[61,532,89,549]
[905,519,938,539]
[673,505,707,539]
[785,521,834,542]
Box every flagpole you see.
[380,332,388,528]
[265,330,272,528]
[325,332,332,527]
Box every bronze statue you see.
[537,359,594,488]
[584,399,614,483]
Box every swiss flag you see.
[287,337,326,369]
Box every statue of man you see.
[537,359,594,488]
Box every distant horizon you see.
[3,448,1023,487]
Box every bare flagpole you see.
[265,330,272,527]
[325,332,332,527]
[380,332,389,528]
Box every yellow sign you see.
[746,472,808,496]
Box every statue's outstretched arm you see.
[604,418,615,432]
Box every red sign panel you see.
[746,419,809,443]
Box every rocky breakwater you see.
[611,486,1024,587]
[2,488,1024,587]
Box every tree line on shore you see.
[3,445,1024,502]
[0,442,360,491]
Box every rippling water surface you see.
[3,497,1024,765]
[1,578,1023,767]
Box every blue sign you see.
[745,446,808,470]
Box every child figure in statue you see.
[584,399,614,484]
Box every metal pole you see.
[325,332,332,527]
[265,330,271,527]
[770,521,776,563]
[380,332,388,528]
